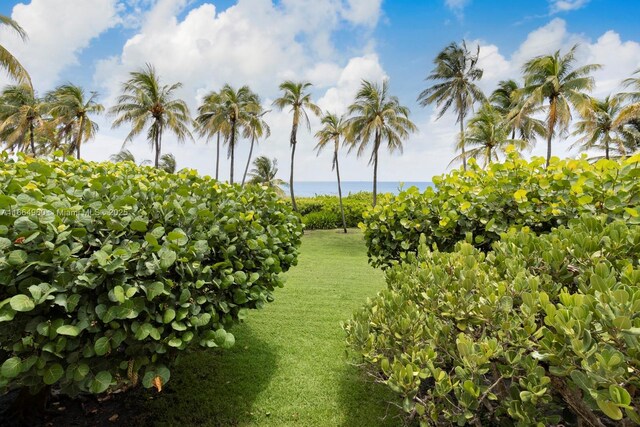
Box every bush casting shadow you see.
[143,325,278,427]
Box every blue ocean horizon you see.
[288,181,434,197]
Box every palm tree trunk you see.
[29,121,36,155]
[372,130,380,207]
[546,97,556,168]
[230,120,236,184]
[289,122,299,212]
[154,126,162,168]
[215,132,220,180]
[458,96,467,171]
[242,136,255,186]
[75,115,85,160]
[605,138,610,160]
[335,147,347,233]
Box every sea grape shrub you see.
[0,155,302,396]
[296,192,377,230]
[362,151,640,268]
[344,216,640,425]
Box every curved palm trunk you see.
[545,97,557,168]
[334,144,347,233]
[215,132,220,180]
[242,136,255,186]
[75,115,85,159]
[230,119,237,184]
[29,121,35,155]
[459,112,467,171]
[289,122,299,212]
[372,129,381,207]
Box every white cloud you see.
[445,0,471,18]
[85,0,386,182]
[549,0,590,14]
[0,0,119,90]
[472,18,640,161]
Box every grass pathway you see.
[147,229,402,426]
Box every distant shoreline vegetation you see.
[284,181,434,197]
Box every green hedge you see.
[362,152,640,268]
[0,154,302,396]
[296,192,375,230]
[345,216,640,425]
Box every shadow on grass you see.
[336,355,405,427]
[145,324,277,427]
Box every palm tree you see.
[199,85,259,184]
[159,153,177,173]
[522,45,600,167]
[455,103,528,167]
[418,41,485,170]
[110,64,192,168]
[273,81,321,211]
[241,107,270,186]
[347,80,417,207]
[0,15,31,87]
[109,149,152,166]
[572,95,632,159]
[47,84,104,159]
[614,69,640,133]
[195,90,226,180]
[315,112,348,233]
[0,84,46,155]
[248,156,287,197]
[490,79,545,143]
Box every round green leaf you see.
[43,363,64,385]
[9,294,35,312]
[90,371,112,393]
[56,325,81,337]
[1,357,22,379]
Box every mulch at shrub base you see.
[0,388,155,427]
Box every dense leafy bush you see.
[362,151,640,268]
[296,192,375,230]
[345,216,640,425]
[0,154,302,397]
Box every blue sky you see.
[1,0,639,181]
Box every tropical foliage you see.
[346,216,640,425]
[247,156,287,197]
[273,81,321,211]
[418,41,485,170]
[0,155,302,400]
[0,14,31,87]
[361,151,640,268]
[347,80,416,207]
[110,64,192,168]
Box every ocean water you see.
[288,181,434,197]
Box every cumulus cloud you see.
[85,0,386,181]
[0,0,119,90]
[445,0,471,18]
[549,0,590,14]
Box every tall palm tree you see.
[347,80,417,207]
[0,15,31,87]
[47,84,104,159]
[241,107,270,186]
[418,41,485,171]
[572,95,632,160]
[0,84,46,155]
[248,156,287,197]
[195,90,226,180]
[273,81,321,211]
[522,45,600,167]
[198,85,259,184]
[455,103,528,167]
[110,64,193,168]
[490,79,545,143]
[315,112,348,233]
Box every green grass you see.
[146,229,402,426]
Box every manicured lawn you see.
[145,229,402,426]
